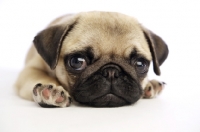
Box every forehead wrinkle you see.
[134,46,152,60]
[61,12,152,60]
[122,44,136,58]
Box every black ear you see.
[33,22,76,69]
[142,27,169,75]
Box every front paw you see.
[143,79,166,98]
[32,83,71,107]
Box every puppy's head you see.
[34,12,168,107]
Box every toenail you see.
[35,83,42,88]
[148,86,151,91]
[61,91,64,96]
[68,97,72,103]
[48,85,53,89]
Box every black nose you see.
[101,64,121,79]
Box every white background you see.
[0,0,200,72]
[0,0,200,132]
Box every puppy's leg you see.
[15,67,71,107]
[143,79,166,98]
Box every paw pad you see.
[42,88,50,100]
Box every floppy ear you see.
[33,21,77,69]
[142,27,169,75]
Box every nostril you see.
[114,71,119,78]
[102,68,120,79]
[102,69,108,77]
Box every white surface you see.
[0,0,200,132]
[1,70,200,132]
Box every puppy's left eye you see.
[131,58,149,74]
[69,56,87,71]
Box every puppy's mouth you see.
[90,93,128,107]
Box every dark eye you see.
[69,56,87,71]
[132,58,148,74]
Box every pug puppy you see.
[15,11,168,107]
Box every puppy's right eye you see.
[69,56,87,71]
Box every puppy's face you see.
[34,12,168,107]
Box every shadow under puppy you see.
[15,11,168,107]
